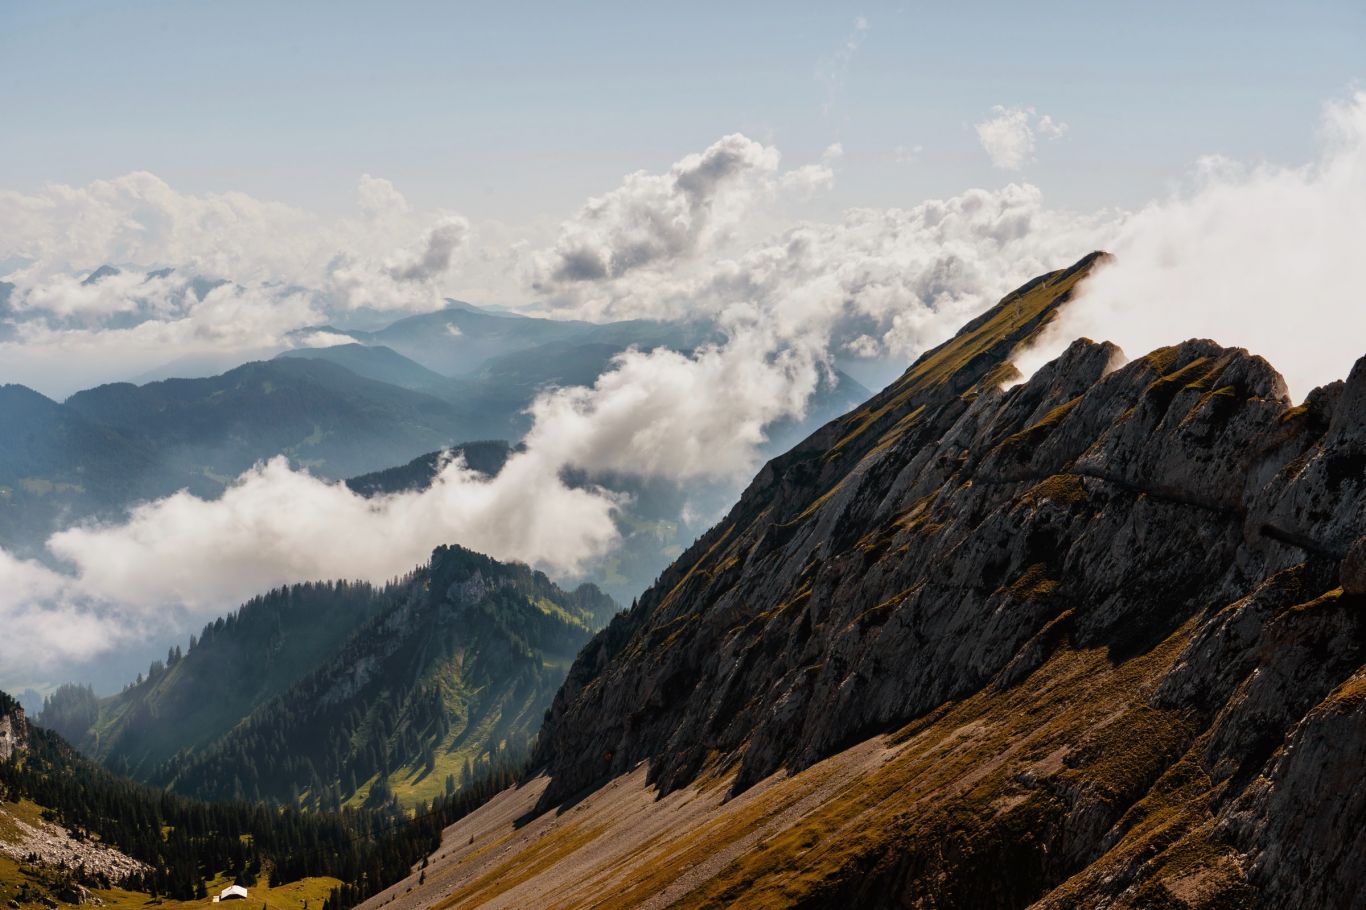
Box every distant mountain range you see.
[0,358,483,559]
[0,301,869,610]
[289,302,702,379]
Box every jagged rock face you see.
[534,253,1366,908]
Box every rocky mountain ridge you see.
[515,251,1366,908]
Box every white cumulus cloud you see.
[975,105,1069,171]
[526,134,783,294]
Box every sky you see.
[3,1,1366,695]
[3,1,1363,223]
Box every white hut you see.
[213,885,249,902]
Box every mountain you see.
[275,343,455,393]
[367,252,1366,910]
[64,358,490,482]
[311,302,698,378]
[344,440,520,496]
[0,383,176,555]
[0,304,716,566]
[287,307,714,443]
[47,545,616,811]
[0,353,525,555]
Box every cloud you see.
[525,323,825,481]
[975,105,1068,170]
[0,549,134,683]
[0,172,467,289]
[47,453,620,609]
[0,176,481,393]
[356,174,411,218]
[527,134,782,292]
[385,217,469,282]
[298,330,358,348]
[0,448,621,680]
[326,215,471,311]
[525,155,1118,356]
[0,275,325,394]
[1012,89,1366,401]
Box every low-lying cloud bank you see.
[1,451,622,681]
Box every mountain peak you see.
[81,264,121,285]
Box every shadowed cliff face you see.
[531,251,1366,908]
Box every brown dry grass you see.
[357,617,1248,910]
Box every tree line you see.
[0,720,529,910]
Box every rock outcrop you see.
[0,804,148,884]
[0,699,26,761]
[524,252,1366,908]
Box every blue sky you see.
[4,0,1363,222]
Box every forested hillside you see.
[46,546,616,811]
[1,695,421,903]
[42,580,395,777]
